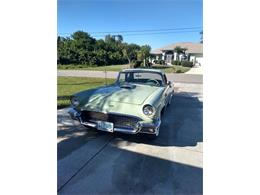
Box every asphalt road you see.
[57,70,203,84]
[57,81,203,194]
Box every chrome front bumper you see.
[68,108,160,135]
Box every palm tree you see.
[174,46,187,61]
[116,35,123,42]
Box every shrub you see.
[159,60,165,65]
[172,60,182,65]
[172,60,178,65]
[147,62,152,67]
[181,61,193,67]
[176,69,183,73]
[130,60,142,68]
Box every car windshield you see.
[117,71,164,87]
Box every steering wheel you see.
[146,79,160,86]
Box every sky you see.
[58,0,203,49]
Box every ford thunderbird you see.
[68,69,174,138]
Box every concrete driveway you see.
[185,66,203,75]
[57,82,203,194]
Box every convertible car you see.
[68,68,174,138]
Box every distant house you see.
[150,42,203,66]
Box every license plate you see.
[97,121,114,132]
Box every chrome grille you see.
[81,111,141,129]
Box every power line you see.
[58,26,202,36]
[89,27,201,34]
[92,30,201,37]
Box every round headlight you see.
[71,97,80,107]
[143,105,154,116]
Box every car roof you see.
[120,68,164,74]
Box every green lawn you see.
[57,64,130,72]
[57,77,115,108]
[57,64,191,73]
[151,64,191,73]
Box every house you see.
[150,42,203,66]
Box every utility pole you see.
[104,65,107,86]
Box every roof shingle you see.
[151,42,203,54]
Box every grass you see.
[57,64,191,73]
[57,77,116,109]
[57,64,130,72]
[151,64,191,73]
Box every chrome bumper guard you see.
[68,108,160,135]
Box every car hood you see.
[78,84,160,108]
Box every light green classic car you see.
[68,68,174,138]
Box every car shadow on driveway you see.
[111,93,203,148]
[57,92,203,194]
[57,92,202,160]
[57,124,108,160]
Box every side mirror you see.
[167,81,172,86]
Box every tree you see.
[137,45,151,66]
[116,35,123,42]
[174,46,187,61]
[57,36,62,64]
[105,34,115,42]
[71,31,95,51]
[174,46,187,54]
[57,37,75,64]
[57,31,151,66]
[122,43,140,64]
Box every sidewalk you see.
[185,66,203,75]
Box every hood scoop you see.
[120,83,136,89]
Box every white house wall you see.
[190,56,196,64]
[174,52,178,61]
[196,57,203,66]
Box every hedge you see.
[181,61,194,67]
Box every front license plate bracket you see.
[97,121,114,132]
